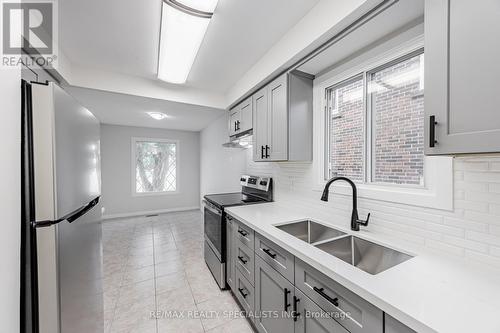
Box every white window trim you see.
[313,34,453,211]
[131,137,180,197]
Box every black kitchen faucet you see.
[321,176,370,231]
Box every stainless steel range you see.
[203,175,272,289]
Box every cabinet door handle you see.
[234,121,236,132]
[284,288,291,311]
[238,288,248,299]
[261,145,265,159]
[237,256,248,264]
[262,248,277,259]
[237,229,248,237]
[313,286,339,307]
[293,296,300,321]
[237,120,240,130]
[429,115,437,148]
[265,145,270,158]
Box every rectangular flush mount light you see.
[157,0,219,84]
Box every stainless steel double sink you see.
[276,220,413,275]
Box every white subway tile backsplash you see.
[464,211,500,225]
[489,183,500,194]
[455,199,488,212]
[443,217,488,233]
[464,171,500,184]
[441,235,488,253]
[247,152,500,266]
[466,231,500,247]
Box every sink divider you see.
[310,234,350,247]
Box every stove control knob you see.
[240,178,246,182]
[260,181,267,186]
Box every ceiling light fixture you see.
[157,0,219,84]
[146,111,169,120]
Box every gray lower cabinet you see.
[255,233,295,283]
[295,259,383,333]
[385,314,416,333]
[254,255,295,333]
[235,220,255,250]
[425,0,500,154]
[235,268,255,318]
[236,241,255,285]
[295,288,349,333]
[226,215,235,289]
[227,215,407,333]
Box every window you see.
[327,75,365,181]
[326,50,425,187]
[133,138,177,194]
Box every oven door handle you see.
[203,200,222,215]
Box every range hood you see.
[222,130,253,149]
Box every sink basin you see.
[315,236,413,275]
[275,220,346,244]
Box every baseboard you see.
[102,206,200,220]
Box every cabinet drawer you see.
[255,233,294,283]
[295,288,349,333]
[235,242,254,285]
[295,259,383,333]
[235,269,255,317]
[234,219,254,250]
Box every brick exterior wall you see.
[329,77,365,181]
[371,55,424,185]
[329,54,424,185]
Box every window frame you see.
[314,35,453,210]
[131,137,180,197]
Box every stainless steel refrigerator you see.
[21,80,103,333]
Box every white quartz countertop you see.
[225,202,500,333]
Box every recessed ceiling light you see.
[157,0,219,84]
[146,112,169,120]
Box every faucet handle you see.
[357,213,370,226]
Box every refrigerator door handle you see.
[34,196,100,228]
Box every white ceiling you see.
[66,86,225,132]
[59,0,321,93]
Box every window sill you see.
[132,190,179,197]
[315,156,453,211]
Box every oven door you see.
[203,200,224,261]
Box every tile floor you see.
[102,210,254,333]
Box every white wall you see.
[200,115,247,202]
[0,68,21,331]
[101,124,200,218]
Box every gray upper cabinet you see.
[229,97,252,137]
[253,87,269,162]
[239,97,253,133]
[425,0,500,154]
[229,108,240,137]
[252,71,313,162]
[267,74,289,161]
[255,255,295,333]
